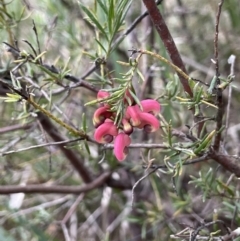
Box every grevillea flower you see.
[93,88,161,162]
[137,112,160,132]
[125,105,141,127]
[94,121,118,143]
[97,90,110,101]
[114,133,131,161]
[93,106,112,127]
[141,99,160,116]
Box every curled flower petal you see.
[137,112,160,132]
[93,106,112,127]
[97,90,110,101]
[104,118,114,123]
[141,99,160,116]
[122,118,133,135]
[125,105,141,127]
[94,121,118,143]
[114,133,131,161]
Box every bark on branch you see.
[37,112,93,183]
[0,171,111,194]
[142,0,192,96]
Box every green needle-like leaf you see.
[79,3,109,41]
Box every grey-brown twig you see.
[0,123,32,134]
[0,171,111,194]
[142,154,210,170]
[0,138,83,156]
[213,0,225,151]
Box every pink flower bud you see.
[94,121,118,143]
[93,106,112,127]
[97,90,110,101]
[141,99,161,116]
[137,112,160,132]
[122,118,133,135]
[114,133,131,161]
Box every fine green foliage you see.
[79,0,132,56]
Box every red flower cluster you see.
[93,90,161,161]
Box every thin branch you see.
[80,65,99,81]
[0,138,83,156]
[214,1,224,79]
[0,123,32,134]
[189,117,214,137]
[171,129,198,142]
[190,220,230,241]
[0,136,25,153]
[209,6,240,177]
[63,74,99,93]
[171,220,233,240]
[62,194,85,224]
[0,171,111,194]
[209,147,240,177]
[104,143,168,149]
[23,76,78,128]
[106,200,132,233]
[213,0,225,151]
[171,235,228,240]
[61,223,71,241]
[9,196,71,218]
[142,154,210,170]
[131,167,158,208]
[40,64,100,93]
